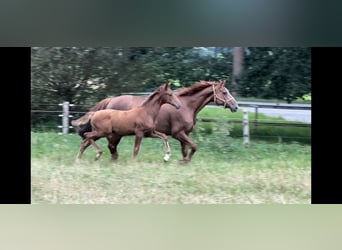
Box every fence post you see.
[58,101,74,134]
[254,105,258,133]
[243,109,250,147]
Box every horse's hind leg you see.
[174,131,197,163]
[107,134,122,161]
[180,141,189,159]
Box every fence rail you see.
[237,101,311,110]
[197,118,311,128]
[31,101,311,144]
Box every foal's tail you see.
[71,98,111,138]
[71,111,95,127]
[71,98,111,127]
[71,111,95,139]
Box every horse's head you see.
[160,82,182,109]
[213,80,238,112]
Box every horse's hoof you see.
[163,154,171,162]
[179,159,190,165]
[95,152,103,161]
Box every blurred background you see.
[31,47,311,143]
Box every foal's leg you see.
[76,139,91,160]
[89,139,103,161]
[83,131,105,161]
[77,138,103,161]
[107,134,122,161]
[133,131,144,159]
[173,131,197,163]
[76,137,100,160]
[150,130,171,162]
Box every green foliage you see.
[31,47,233,127]
[31,47,311,105]
[238,47,311,103]
[31,47,311,128]
[302,93,311,101]
[31,47,233,104]
[31,120,60,133]
[168,79,181,87]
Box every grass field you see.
[31,128,311,204]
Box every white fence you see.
[31,101,311,143]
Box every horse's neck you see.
[141,94,163,121]
[180,86,213,116]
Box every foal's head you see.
[158,82,182,109]
[213,80,238,112]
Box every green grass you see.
[31,131,311,204]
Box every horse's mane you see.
[177,81,217,97]
[140,85,163,106]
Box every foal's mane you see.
[140,84,164,106]
[177,81,217,97]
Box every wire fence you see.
[31,101,311,144]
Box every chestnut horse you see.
[72,80,238,163]
[73,83,181,161]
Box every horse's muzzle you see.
[230,105,238,112]
[173,103,182,109]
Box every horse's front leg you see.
[150,130,171,162]
[84,131,104,161]
[76,139,91,161]
[76,136,100,161]
[89,139,103,160]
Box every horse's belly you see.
[112,127,135,135]
[155,120,171,135]
[155,126,170,135]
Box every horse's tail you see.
[71,98,111,127]
[71,111,95,127]
[71,98,111,138]
[89,97,112,111]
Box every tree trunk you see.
[232,47,244,94]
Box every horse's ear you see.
[220,80,226,86]
[165,82,170,90]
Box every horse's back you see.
[91,108,144,135]
[107,95,145,110]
